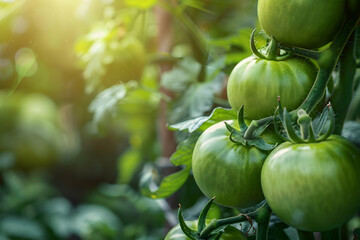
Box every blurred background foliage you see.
[0,0,358,239]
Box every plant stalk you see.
[330,33,357,134]
[291,6,360,117]
[255,203,272,240]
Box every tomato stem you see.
[329,33,357,134]
[255,203,272,240]
[277,44,321,60]
[294,5,360,117]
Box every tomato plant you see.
[192,120,270,208]
[165,220,247,240]
[227,55,317,120]
[257,0,346,49]
[261,135,360,232]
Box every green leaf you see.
[164,57,228,123]
[140,132,200,199]
[88,82,150,133]
[0,216,46,240]
[124,0,158,9]
[117,147,143,184]
[169,107,236,133]
[89,83,133,127]
[70,204,121,238]
[161,57,201,92]
[168,72,225,123]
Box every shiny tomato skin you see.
[257,0,346,49]
[164,221,247,240]
[192,121,270,208]
[227,56,317,120]
[261,135,360,232]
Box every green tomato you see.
[257,0,346,49]
[192,121,270,208]
[227,56,317,120]
[261,135,360,232]
[164,221,247,240]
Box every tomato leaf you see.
[163,57,227,123]
[139,132,200,199]
[168,73,225,123]
[168,107,236,133]
[161,57,201,92]
[88,83,135,131]
[117,148,143,184]
[89,82,160,134]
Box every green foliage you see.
[0,171,165,240]
[0,92,70,169]
[140,132,199,199]
[140,107,237,199]
[163,57,227,123]
[88,82,138,132]
[75,14,147,93]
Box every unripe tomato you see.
[164,221,247,240]
[257,0,346,49]
[192,121,270,208]
[261,135,360,232]
[227,56,317,120]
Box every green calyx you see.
[225,105,277,151]
[177,198,226,240]
[274,100,335,143]
[250,29,292,61]
[178,198,272,240]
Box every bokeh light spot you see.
[15,47,38,78]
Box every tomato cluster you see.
[188,0,360,237]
